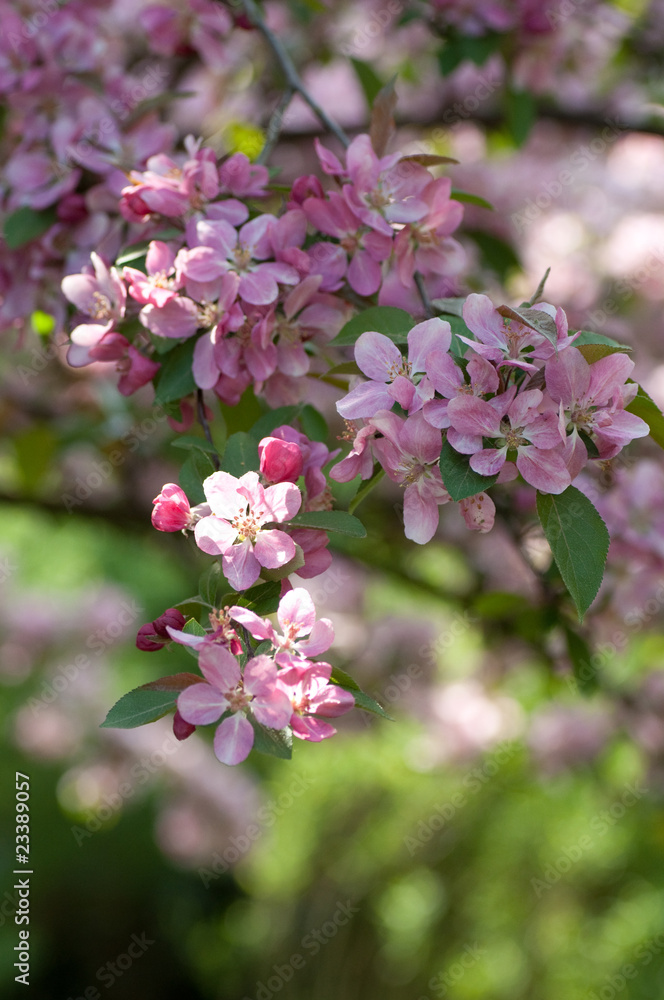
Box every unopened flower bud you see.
[152,483,192,531]
[259,437,304,484]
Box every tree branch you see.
[257,87,295,165]
[239,0,350,149]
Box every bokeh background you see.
[2,1,664,997]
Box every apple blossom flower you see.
[194,471,302,590]
[177,646,292,765]
[152,483,210,532]
[229,587,334,664]
[336,317,451,419]
[62,252,126,367]
[275,661,355,741]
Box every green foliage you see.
[250,719,293,759]
[179,448,216,504]
[331,306,413,346]
[465,229,521,282]
[350,57,384,105]
[100,686,179,728]
[3,205,57,248]
[439,441,498,501]
[288,510,367,537]
[330,666,393,720]
[536,486,610,621]
[626,383,664,450]
[153,337,198,404]
[437,32,503,75]
[505,85,537,146]
[221,431,259,477]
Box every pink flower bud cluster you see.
[171,588,353,765]
[61,133,466,404]
[332,294,649,544]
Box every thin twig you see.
[257,87,295,164]
[240,0,350,149]
[414,271,435,318]
[196,388,220,470]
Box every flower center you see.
[396,459,427,486]
[226,682,252,713]
[233,246,253,270]
[386,357,412,382]
[90,291,112,320]
[198,301,219,328]
[231,506,262,542]
[500,422,527,450]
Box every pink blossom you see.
[263,425,338,504]
[259,437,304,484]
[423,349,499,429]
[276,661,354,741]
[545,347,649,474]
[219,153,269,198]
[393,177,465,288]
[229,587,334,664]
[447,387,571,493]
[123,241,179,308]
[371,410,450,543]
[177,646,292,765]
[459,293,543,372]
[287,528,333,579]
[194,471,302,590]
[459,493,496,533]
[337,318,451,420]
[152,483,198,532]
[62,253,126,367]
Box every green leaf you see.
[431,296,467,318]
[183,617,207,637]
[450,189,494,210]
[288,510,367,537]
[13,424,57,494]
[536,486,609,621]
[331,306,412,347]
[522,268,551,307]
[439,441,498,501]
[348,467,385,515]
[626,383,664,450]
[232,580,282,617]
[198,562,225,607]
[221,431,259,477]
[505,86,536,147]
[330,667,393,720]
[249,406,300,441]
[437,32,502,75]
[250,719,293,759]
[100,687,179,729]
[3,206,57,249]
[153,337,198,404]
[466,230,520,283]
[179,450,215,505]
[350,57,384,106]
[171,435,219,454]
[299,404,328,443]
[497,303,558,349]
[564,626,599,694]
[324,361,362,376]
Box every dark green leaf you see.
[221,431,259,477]
[288,510,367,537]
[250,719,293,759]
[466,230,520,283]
[153,337,198,404]
[431,296,467,318]
[626,383,664,450]
[564,626,599,694]
[171,435,219,454]
[573,330,632,364]
[198,562,225,607]
[299,404,328,442]
[249,406,300,441]
[4,206,57,249]
[439,441,498,501]
[232,580,282,617]
[536,486,609,621]
[183,617,207,637]
[450,189,494,210]
[331,306,412,347]
[100,687,179,729]
[437,32,502,75]
[179,449,215,505]
[505,86,536,147]
[350,57,384,106]
[330,667,393,720]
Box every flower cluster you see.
[332,295,649,543]
[61,133,466,403]
[172,589,353,765]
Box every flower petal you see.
[213,713,254,765]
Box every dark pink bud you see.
[173,709,196,741]
[136,608,186,651]
[152,483,191,531]
[259,437,304,484]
